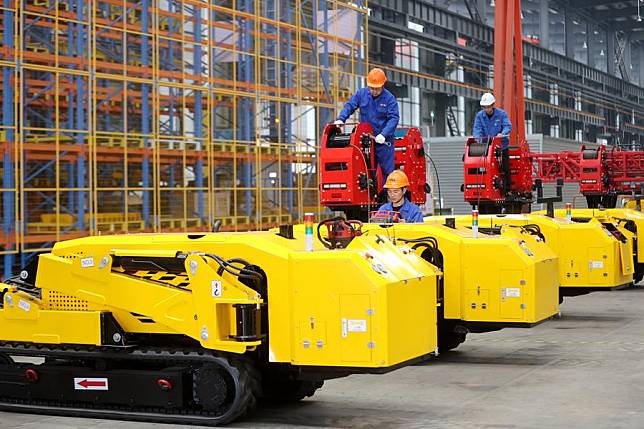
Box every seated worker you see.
[334,68,400,187]
[473,92,512,192]
[377,170,424,223]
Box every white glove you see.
[333,120,344,125]
[375,134,386,144]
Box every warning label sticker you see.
[211,280,222,297]
[80,257,94,268]
[74,377,109,390]
[504,288,521,298]
[590,261,604,269]
[18,299,30,312]
[347,319,367,332]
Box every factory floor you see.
[4,286,644,429]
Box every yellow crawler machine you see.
[0,231,440,425]
[538,208,644,284]
[428,214,634,301]
[287,218,559,352]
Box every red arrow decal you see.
[78,379,106,388]
[73,377,108,390]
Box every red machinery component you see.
[320,122,376,212]
[531,151,581,184]
[462,135,534,213]
[394,127,426,206]
[533,146,644,208]
[320,123,426,219]
[463,137,504,205]
[462,0,534,214]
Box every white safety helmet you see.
[480,92,496,107]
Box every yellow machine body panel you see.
[605,209,644,271]
[606,208,644,254]
[0,231,439,369]
[433,214,634,291]
[0,291,103,345]
[287,222,559,327]
[543,207,644,264]
[624,200,638,210]
[287,237,438,367]
[405,221,559,323]
[537,207,643,282]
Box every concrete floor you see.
[4,286,644,429]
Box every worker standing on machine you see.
[377,170,424,223]
[473,92,512,192]
[334,68,400,187]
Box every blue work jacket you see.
[378,199,424,223]
[337,88,400,142]
[473,108,512,148]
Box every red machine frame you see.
[463,135,534,212]
[533,146,644,208]
[319,123,426,219]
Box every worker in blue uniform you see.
[334,68,400,187]
[377,170,424,223]
[473,92,513,192]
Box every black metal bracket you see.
[360,133,372,169]
[358,173,369,190]
[100,312,128,347]
[276,224,294,239]
[535,178,564,218]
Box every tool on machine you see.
[316,217,363,249]
[465,129,644,213]
[368,210,401,224]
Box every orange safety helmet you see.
[367,68,387,88]
[384,170,409,189]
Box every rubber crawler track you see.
[0,342,261,426]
